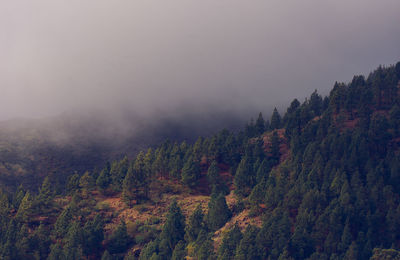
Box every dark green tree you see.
[270,107,282,130]
[159,200,185,258]
[107,221,131,254]
[181,156,201,188]
[217,224,242,260]
[185,204,205,243]
[207,193,232,231]
[255,112,266,135]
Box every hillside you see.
[0,62,400,259]
[0,110,244,192]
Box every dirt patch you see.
[212,209,262,249]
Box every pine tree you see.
[181,156,201,188]
[101,250,112,260]
[79,171,95,198]
[171,241,186,260]
[234,156,253,197]
[270,107,281,130]
[37,177,53,209]
[207,160,229,195]
[122,165,136,205]
[16,191,33,222]
[107,221,131,254]
[66,173,80,194]
[207,193,232,231]
[83,214,104,258]
[96,167,111,193]
[160,200,185,257]
[269,130,281,165]
[217,224,242,260]
[63,221,84,259]
[255,112,266,135]
[185,204,205,243]
[54,206,73,238]
[195,230,215,260]
[47,243,64,260]
[235,225,261,260]
[12,185,25,209]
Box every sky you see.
[1,0,400,121]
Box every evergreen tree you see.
[235,225,261,260]
[107,221,131,254]
[96,167,111,193]
[171,241,186,260]
[16,191,33,222]
[270,107,282,129]
[160,200,185,258]
[207,160,229,195]
[79,171,95,197]
[101,250,113,260]
[54,206,73,238]
[217,224,242,260]
[12,185,25,209]
[269,130,281,165]
[234,156,254,197]
[37,177,53,210]
[185,204,205,243]
[47,243,65,260]
[207,193,232,231]
[181,156,201,188]
[255,112,266,135]
[66,173,80,194]
[83,214,104,258]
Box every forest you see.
[1,62,400,259]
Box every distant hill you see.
[0,109,245,191]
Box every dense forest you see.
[1,62,400,259]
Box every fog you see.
[1,0,400,121]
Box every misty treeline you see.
[0,62,400,259]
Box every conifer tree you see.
[16,191,33,222]
[160,200,185,258]
[37,177,53,207]
[83,214,104,258]
[235,225,260,260]
[47,243,64,260]
[217,224,242,260]
[207,193,232,231]
[194,230,215,260]
[96,168,111,193]
[12,185,25,209]
[171,241,186,260]
[107,221,131,254]
[181,156,201,188]
[269,130,281,165]
[63,221,84,260]
[54,206,73,238]
[207,160,229,195]
[101,250,112,260]
[234,156,253,197]
[270,107,281,130]
[144,148,154,176]
[185,204,205,243]
[122,164,136,205]
[66,173,80,194]
[255,112,266,135]
[79,171,95,198]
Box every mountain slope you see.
[0,62,399,259]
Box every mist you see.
[1,0,400,121]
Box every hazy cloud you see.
[1,0,400,120]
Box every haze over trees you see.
[0,62,399,259]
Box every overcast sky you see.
[1,0,400,120]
